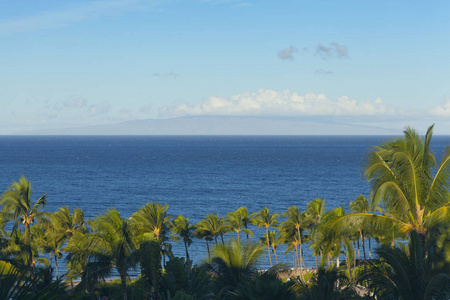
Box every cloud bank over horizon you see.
[1,88,448,135]
[159,89,399,118]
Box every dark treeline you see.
[0,126,449,300]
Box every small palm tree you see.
[194,220,214,260]
[236,207,255,243]
[131,202,171,243]
[253,207,279,267]
[298,266,360,300]
[305,198,325,225]
[208,239,264,295]
[197,213,227,245]
[226,209,253,244]
[52,206,86,241]
[171,215,196,261]
[232,270,299,300]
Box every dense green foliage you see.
[0,126,449,299]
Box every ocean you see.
[0,135,448,272]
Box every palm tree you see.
[280,224,300,269]
[297,266,360,300]
[208,239,264,295]
[66,209,139,300]
[327,126,450,255]
[260,230,280,265]
[305,198,325,225]
[316,206,347,267]
[171,215,196,261]
[0,176,49,267]
[283,206,308,271]
[197,213,226,245]
[131,202,171,243]
[52,206,86,241]
[236,207,255,243]
[194,222,214,260]
[232,270,298,300]
[131,202,172,265]
[305,198,326,269]
[225,209,253,244]
[1,229,40,269]
[359,232,450,300]
[252,207,279,267]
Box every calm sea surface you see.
[0,135,448,272]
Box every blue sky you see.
[1,0,449,134]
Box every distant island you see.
[16,116,399,135]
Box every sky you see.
[1,0,449,134]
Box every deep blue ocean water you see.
[0,135,448,272]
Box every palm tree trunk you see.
[315,255,318,269]
[266,227,272,267]
[273,245,279,265]
[55,254,59,280]
[120,273,128,300]
[356,240,360,263]
[292,249,295,269]
[214,236,218,245]
[184,239,189,261]
[361,232,366,261]
[297,227,305,271]
[206,239,210,260]
[220,234,224,244]
[368,238,371,259]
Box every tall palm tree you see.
[280,223,300,269]
[0,176,49,268]
[283,206,308,271]
[316,206,346,267]
[327,126,450,253]
[171,215,196,261]
[66,209,139,300]
[252,207,279,267]
[225,209,253,244]
[236,207,255,243]
[305,198,326,269]
[131,202,172,265]
[260,230,280,265]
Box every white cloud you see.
[160,89,397,117]
[429,97,450,116]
